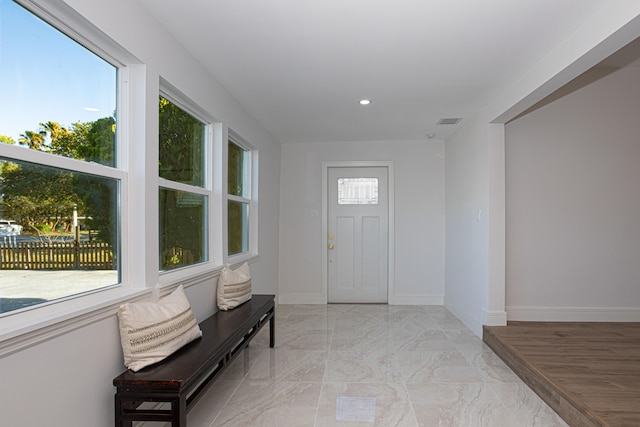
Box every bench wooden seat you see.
[113,294,275,427]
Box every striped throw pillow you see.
[117,285,202,372]
[217,262,252,310]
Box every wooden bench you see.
[113,294,275,427]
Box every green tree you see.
[1,160,81,234]
[0,135,16,145]
[41,121,80,159]
[72,173,117,245]
[1,118,117,243]
[158,97,205,269]
[159,96,203,185]
[81,116,116,166]
[18,130,45,150]
[12,118,115,165]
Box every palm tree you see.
[18,130,45,150]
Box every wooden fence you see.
[0,241,115,270]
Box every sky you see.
[0,0,117,143]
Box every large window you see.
[227,138,252,256]
[158,95,209,271]
[0,1,120,315]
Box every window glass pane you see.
[0,157,120,314]
[228,200,249,255]
[159,97,205,187]
[0,1,117,167]
[338,178,379,205]
[228,141,248,197]
[159,188,206,271]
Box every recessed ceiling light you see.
[359,99,371,105]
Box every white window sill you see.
[0,285,149,358]
[225,253,260,267]
[0,256,259,358]
[157,254,259,287]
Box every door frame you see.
[322,161,395,304]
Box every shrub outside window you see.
[158,95,209,271]
[227,139,251,256]
[0,0,120,315]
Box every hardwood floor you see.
[483,322,640,427]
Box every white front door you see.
[327,166,388,303]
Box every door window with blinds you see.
[337,178,379,205]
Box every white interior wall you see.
[443,116,490,336]
[505,66,640,321]
[444,4,640,336]
[278,140,445,305]
[0,0,281,426]
[1,316,124,424]
[4,1,640,425]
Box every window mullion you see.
[227,194,250,204]
[158,178,210,196]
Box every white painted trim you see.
[481,309,507,326]
[388,163,396,305]
[390,294,443,305]
[278,294,327,305]
[321,161,395,304]
[226,131,260,263]
[0,287,148,358]
[278,293,442,306]
[445,302,483,337]
[487,124,506,320]
[17,0,140,68]
[507,306,640,322]
[321,165,330,304]
[0,266,233,358]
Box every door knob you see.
[328,243,334,249]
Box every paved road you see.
[0,270,118,313]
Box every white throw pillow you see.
[117,285,202,372]
[217,262,252,310]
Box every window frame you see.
[225,132,258,261]
[0,0,262,359]
[157,82,216,284]
[0,0,142,354]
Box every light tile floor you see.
[184,304,568,427]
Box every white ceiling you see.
[137,0,608,143]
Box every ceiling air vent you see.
[437,118,462,125]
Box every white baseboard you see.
[277,294,326,305]
[390,294,444,305]
[278,293,445,306]
[481,309,507,326]
[506,306,640,322]
[444,302,483,337]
